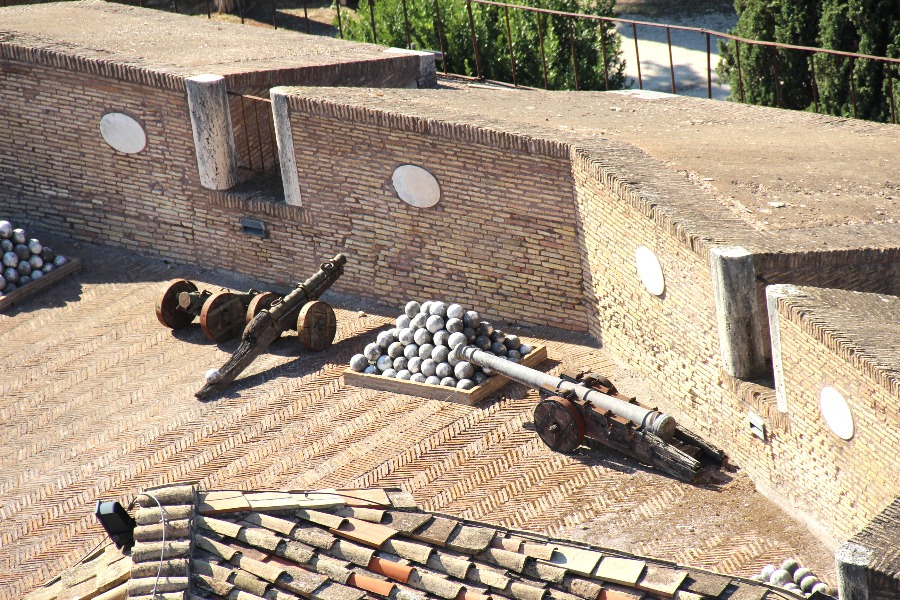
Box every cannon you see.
[453,345,725,482]
[196,254,346,400]
[156,281,281,342]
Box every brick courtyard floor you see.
[0,237,837,598]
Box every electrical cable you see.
[138,491,167,599]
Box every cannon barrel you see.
[455,345,677,439]
[196,254,347,399]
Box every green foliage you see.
[337,0,626,90]
[717,0,899,122]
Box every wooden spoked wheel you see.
[199,292,247,342]
[245,292,280,324]
[297,300,337,352]
[533,396,586,453]
[156,279,198,329]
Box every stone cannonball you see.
[420,301,433,315]
[473,371,489,385]
[30,269,43,280]
[376,355,394,372]
[519,344,533,356]
[405,300,421,318]
[3,283,16,293]
[41,246,55,262]
[0,274,5,290]
[426,314,445,334]
[433,330,450,347]
[364,365,379,375]
[476,322,494,337]
[490,330,506,344]
[381,368,397,378]
[456,379,474,390]
[429,301,447,317]
[421,359,437,377]
[14,244,30,260]
[491,341,507,355]
[4,267,18,284]
[445,317,464,334]
[475,335,492,350]
[507,350,522,361]
[440,376,456,387]
[350,354,369,372]
[454,361,474,380]
[42,263,54,274]
[0,239,12,253]
[760,566,777,581]
[504,334,521,349]
[402,343,419,360]
[398,327,415,345]
[749,575,765,582]
[387,341,405,359]
[810,583,828,595]
[448,352,461,367]
[780,559,799,575]
[205,368,222,384]
[463,327,477,343]
[27,239,42,256]
[376,330,396,349]
[463,310,481,329]
[12,228,26,245]
[392,356,408,371]
[397,369,412,381]
[432,345,450,363]
[396,314,411,329]
[793,568,812,585]
[446,303,465,320]
[781,583,799,592]
[418,343,435,360]
[17,261,31,276]
[769,569,792,587]
[435,362,453,378]
[413,328,433,346]
[410,373,427,384]
[29,255,43,270]
[0,221,12,239]
[407,357,423,374]
[2,251,18,268]
[425,375,441,386]
[799,576,819,593]
[53,255,69,267]
[448,332,468,349]
[410,312,429,330]
[364,343,382,363]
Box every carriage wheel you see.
[155,279,198,329]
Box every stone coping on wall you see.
[276,85,900,260]
[771,285,900,401]
[848,497,900,581]
[0,0,420,91]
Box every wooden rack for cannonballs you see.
[0,257,81,312]
[343,344,547,405]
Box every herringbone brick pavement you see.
[0,240,835,598]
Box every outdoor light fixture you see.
[95,500,137,550]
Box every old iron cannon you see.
[454,345,725,482]
[156,281,283,343]
[196,254,346,400]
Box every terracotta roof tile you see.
[593,558,646,587]
[384,512,434,534]
[136,504,194,525]
[547,588,584,600]
[132,540,192,562]
[237,522,289,552]
[336,507,388,523]
[521,545,556,562]
[491,538,523,553]
[233,552,286,583]
[349,572,397,596]
[507,580,547,600]
[333,518,397,548]
[383,539,435,564]
[369,556,415,583]
[244,512,300,536]
[407,569,465,599]
[229,568,271,596]
[129,575,190,596]
[313,581,368,600]
[680,571,731,598]
[276,539,318,564]
[275,567,330,596]
[336,489,392,507]
[134,518,192,542]
[132,557,188,579]
[199,491,252,514]
[197,534,240,561]
[411,517,459,547]
[332,540,378,566]
[477,548,529,573]
[137,485,195,506]
[597,584,645,600]
[291,522,340,550]
[465,565,510,590]
[723,584,767,600]
[198,515,245,539]
[426,550,473,579]
[549,548,604,577]
[522,562,567,585]
[298,509,348,530]
[309,554,354,584]
[456,589,492,600]
[446,526,496,555]
[385,491,418,509]
[634,566,688,598]
[560,575,603,599]
[195,572,235,597]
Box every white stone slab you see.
[100,112,146,154]
[392,164,441,208]
[635,245,665,296]
[820,386,854,440]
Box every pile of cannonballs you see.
[0,220,69,295]
[750,559,832,597]
[349,300,533,390]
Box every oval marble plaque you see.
[392,164,441,208]
[820,386,854,440]
[100,112,147,154]
[635,246,665,296]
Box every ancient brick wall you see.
[0,57,203,261]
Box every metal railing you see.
[227,92,279,175]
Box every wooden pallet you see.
[343,345,547,405]
[0,257,82,311]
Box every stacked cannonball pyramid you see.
[0,220,69,296]
[749,559,831,597]
[349,300,533,390]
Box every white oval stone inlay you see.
[100,112,147,154]
[392,165,441,208]
[820,386,854,440]
[635,245,665,296]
